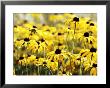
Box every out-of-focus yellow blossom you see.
[31,13,44,23]
[63,13,76,19]
[49,14,64,23]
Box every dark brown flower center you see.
[73,17,79,22]
[24,20,28,23]
[43,62,47,64]
[14,25,17,28]
[54,13,58,15]
[58,33,62,36]
[58,43,62,46]
[42,24,46,26]
[51,60,54,62]
[92,63,97,67]
[46,29,50,32]
[90,23,94,26]
[90,48,97,52]
[86,21,89,24]
[40,39,45,42]
[84,32,89,37]
[33,25,37,28]
[31,29,36,33]
[55,49,61,54]
[27,54,31,57]
[36,56,39,59]
[63,71,66,74]
[90,41,92,44]
[24,38,30,42]
[77,58,81,60]
[36,41,40,45]
[19,57,24,60]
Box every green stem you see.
[38,66,39,75]
[79,60,82,75]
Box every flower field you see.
[13,13,97,75]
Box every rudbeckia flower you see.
[75,32,97,48]
[90,63,97,75]
[27,40,38,53]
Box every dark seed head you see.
[40,38,45,42]
[63,71,66,74]
[58,43,62,46]
[86,21,89,24]
[36,41,40,45]
[55,49,61,54]
[58,33,62,36]
[43,62,47,64]
[73,17,79,22]
[31,29,36,33]
[52,32,54,35]
[19,57,24,60]
[54,13,58,15]
[90,23,94,26]
[27,54,31,57]
[36,56,39,59]
[68,27,70,29]
[92,63,97,67]
[84,32,89,37]
[42,24,46,26]
[24,20,28,23]
[77,58,81,60]
[90,41,92,44]
[24,38,30,42]
[14,25,17,28]
[30,33,32,36]
[90,48,97,52]
[46,29,50,32]
[51,60,54,62]
[33,25,37,28]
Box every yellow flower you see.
[63,13,76,19]
[75,32,97,49]
[28,55,36,61]
[31,13,44,22]
[14,40,24,48]
[27,40,38,53]
[90,67,97,75]
[47,60,58,72]
[49,14,64,23]
[14,26,30,39]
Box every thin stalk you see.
[79,59,82,75]
[38,65,39,75]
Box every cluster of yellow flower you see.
[14,13,97,75]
